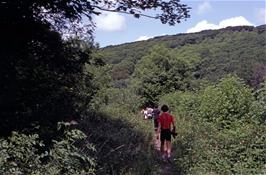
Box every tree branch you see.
[91,5,158,19]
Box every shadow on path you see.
[78,111,155,175]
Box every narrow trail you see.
[152,134,180,175]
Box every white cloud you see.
[219,16,253,28]
[255,8,266,24]
[95,12,126,31]
[135,36,152,41]
[197,1,212,14]
[187,16,254,33]
[187,20,218,33]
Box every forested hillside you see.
[101,25,266,88]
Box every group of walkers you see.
[141,104,176,160]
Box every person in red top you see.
[157,104,175,159]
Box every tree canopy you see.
[1,0,190,37]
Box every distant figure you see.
[144,109,148,119]
[152,104,161,134]
[146,106,153,119]
[157,105,175,159]
[141,107,150,120]
[140,108,146,119]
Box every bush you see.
[197,75,254,128]
[167,76,266,174]
[251,81,266,122]
[159,91,199,117]
[0,123,96,175]
[91,87,144,113]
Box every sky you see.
[93,0,266,47]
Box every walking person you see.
[146,106,153,119]
[157,105,175,160]
[152,104,161,139]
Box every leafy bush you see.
[0,123,96,175]
[159,91,199,117]
[91,87,144,113]
[251,81,266,122]
[197,75,254,128]
[166,76,266,174]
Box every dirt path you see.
[153,134,180,175]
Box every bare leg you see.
[161,140,168,159]
[155,129,159,140]
[160,140,164,154]
[166,141,171,158]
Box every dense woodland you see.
[0,0,266,174]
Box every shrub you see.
[0,122,96,175]
[197,75,254,128]
[169,76,266,174]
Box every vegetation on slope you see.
[102,25,266,88]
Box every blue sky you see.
[93,0,266,47]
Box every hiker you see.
[143,108,149,119]
[157,105,175,159]
[152,104,161,138]
[141,106,149,119]
[140,108,146,119]
[146,106,153,119]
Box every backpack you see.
[147,108,153,119]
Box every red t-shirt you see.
[158,112,174,129]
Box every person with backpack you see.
[157,105,175,159]
[146,106,153,119]
[141,108,147,119]
[152,104,161,138]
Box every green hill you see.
[101,25,266,87]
